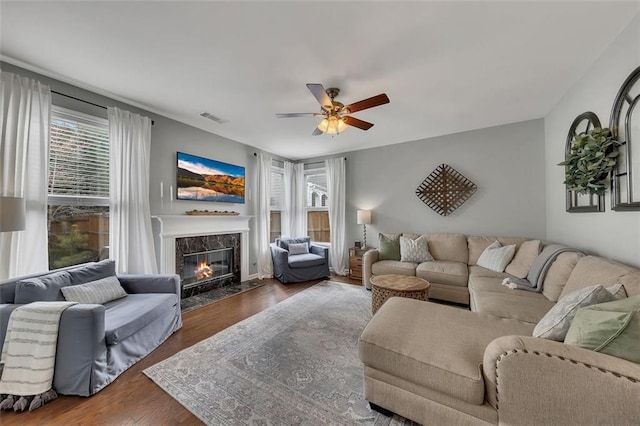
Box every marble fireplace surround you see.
[151,215,252,283]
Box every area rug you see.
[144,281,417,425]
[181,281,265,313]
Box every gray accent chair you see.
[270,237,330,283]
[0,260,182,396]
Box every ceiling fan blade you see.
[312,127,323,136]
[276,113,321,118]
[343,116,374,131]
[345,93,390,114]
[306,83,334,109]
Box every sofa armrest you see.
[310,244,329,260]
[0,304,21,355]
[362,249,379,289]
[118,274,180,296]
[483,335,640,425]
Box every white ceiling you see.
[1,1,639,160]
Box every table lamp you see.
[356,210,372,249]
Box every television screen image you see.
[177,152,245,203]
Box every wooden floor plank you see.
[0,276,361,425]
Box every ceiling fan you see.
[276,84,390,136]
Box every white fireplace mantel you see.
[151,215,253,282]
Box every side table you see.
[370,274,430,315]
[349,247,368,283]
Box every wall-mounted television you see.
[176,152,245,204]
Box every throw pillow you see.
[505,240,541,278]
[606,283,628,300]
[288,243,309,256]
[15,270,73,303]
[400,235,433,263]
[378,233,401,261]
[476,241,516,273]
[533,285,614,341]
[61,275,128,304]
[564,295,640,363]
[67,259,117,286]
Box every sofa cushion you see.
[467,236,526,266]
[378,233,401,261]
[468,276,547,299]
[476,241,516,273]
[416,261,468,287]
[426,233,468,263]
[288,253,325,269]
[276,237,310,251]
[14,270,73,303]
[61,276,128,304]
[372,260,417,276]
[505,240,541,278]
[560,256,634,300]
[359,298,534,405]
[468,265,511,279]
[542,251,585,302]
[400,235,433,263]
[534,285,614,341]
[619,271,640,297]
[470,291,554,323]
[104,293,178,345]
[67,259,117,286]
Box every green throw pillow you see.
[564,294,640,363]
[378,233,401,261]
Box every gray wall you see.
[544,13,640,268]
[1,61,265,275]
[307,119,547,249]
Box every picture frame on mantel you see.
[565,111,605,213]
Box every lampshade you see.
[0,196,26,232]
[356,210,372,225]
[317,116,347,135]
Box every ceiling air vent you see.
[200,112,228,124]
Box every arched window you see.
[610,66,640,211]
[565,112,604,212]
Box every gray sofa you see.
[359,233,640,425]
[270,237,330,283]
[0,260,182,396]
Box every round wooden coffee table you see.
[370,274,431,315]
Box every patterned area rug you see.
[144,281,417,425]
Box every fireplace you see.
[175,233,241,298]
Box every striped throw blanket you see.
[0,301,77,412]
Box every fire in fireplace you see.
[182,248,234,289]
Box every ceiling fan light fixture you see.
[317,116,347,135]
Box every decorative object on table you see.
[185,210,240,216]
[564,112,605,212]
[0,196,25,232]
[176,152,245,203]
[275,83,390,136]
[610,65,640,211]
[356,209,372,248]
[354,241,362,248]
[370,274,430,315]
[144,282,411,424]
[558,127,620,196]
[415,164,477,216]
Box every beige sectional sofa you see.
[359,233,640,425]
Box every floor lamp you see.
[357,210,372,249]
[0,196,26,232]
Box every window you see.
[48,106,110,269]
[269,161,284,242]
[305,166,330,243]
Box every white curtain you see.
[326,157,347,275]
[0,72,51,280]
[293,162,307,237]
[281,160,294,237]
[108,107,157,274]
[256,153,273,278]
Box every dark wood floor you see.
[0,275,360,425]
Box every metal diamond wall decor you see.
[416,164,477,216]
